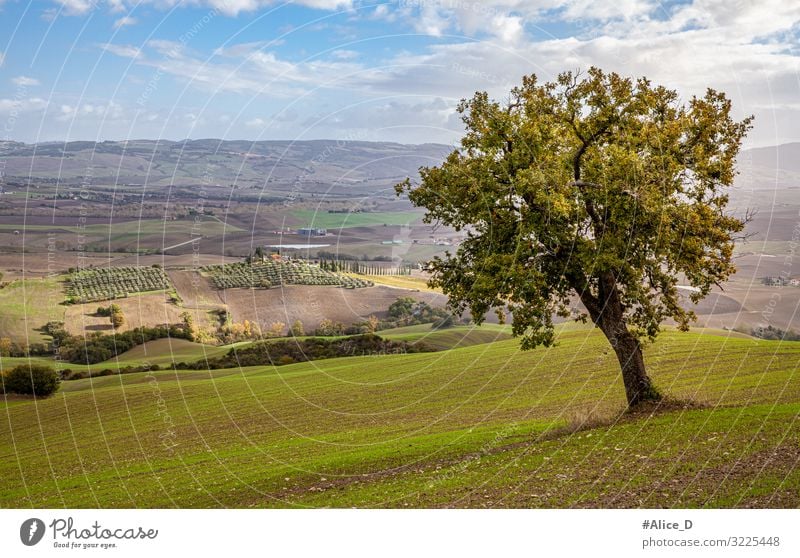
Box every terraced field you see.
[1,326,798,508]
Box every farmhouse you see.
[297,227,327,236]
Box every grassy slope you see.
[0,276,66,343]
[381,324,512,350]
[0,325,507,378]
[1,328,798,508]
[106,338,235,367]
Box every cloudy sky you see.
[0,0,798,146]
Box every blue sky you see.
[1,0,799,146]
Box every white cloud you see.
[113,15,137,29]
[563,0,656,21]
[245,117,265,127]
[55,0,96,16]
[0,51,5,68]
[106,0,126,13]
[148,39,186,59]
[11,76,40,87]
[111,40,369,98]
[0,97,48,114]
[100,42,141,58]
[50,0,353,17]
[56,101,124,122]
[14,0,800,146]
[331,49,359,60]
[490,14,523,44]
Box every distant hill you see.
[1,139,797,192]
[0,139,452,196]
[736,142,800,189]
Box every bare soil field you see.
[167,269,225,310]
[217,284,448,331]
[114,253,239,268]
[691,283,800,332]
[63,292,187,335]
[0,252,112,276]
[4,243,800,344]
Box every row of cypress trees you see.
[318,259,413,276]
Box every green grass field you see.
[381,324,513,350]
[0,326,504,374]
[0,277,66,343]
[290,209,424,229]
[2,326,798,508]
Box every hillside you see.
[1,327,798,508]
[0,139,451,197]
[4,139,798,193]
[738,142,800,188]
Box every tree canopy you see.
[397,67,752,406]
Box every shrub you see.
[315,318,345,336]
[290,320,305,337]
[2,364,61,396]
[432,314,455,329]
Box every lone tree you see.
[397,68,752,407]
[109,304,125,330]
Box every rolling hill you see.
[1,326,798,508]
[0,139,451,197]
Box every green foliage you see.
[194,334,435,369]
[385,297,454,328]
[432,314,456,329]
[315,319,346,336]
[109,304,125,329]
[66,266,172,303]
[180,312,196,341]
[2,364,60,396]
[388,297,416,319]
[751,325,800,341]
[318,258,413,276]
[290,320,305,337]
[397,67,751,405]
[398,67,751,347]
[57,324,193,364]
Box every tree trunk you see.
[578,272,661,407]
[598,319,659,407]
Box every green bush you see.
[2,364,61,396]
